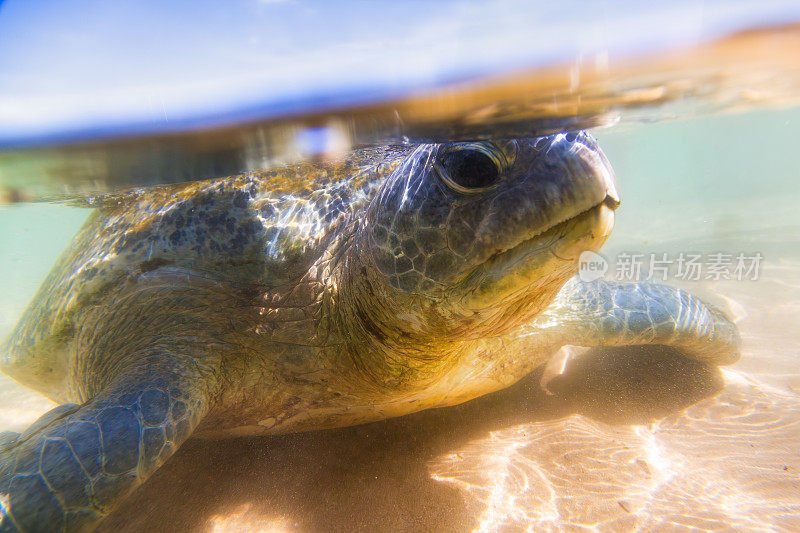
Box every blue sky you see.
[1,0,799,145]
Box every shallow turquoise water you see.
[1,106,799,530]
[599,106,800,256]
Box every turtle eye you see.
[436,143,507,194]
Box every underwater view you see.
[1,1,800,532]
[3,106,799,532]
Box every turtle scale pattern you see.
[0,134,740,531]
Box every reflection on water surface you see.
[1,22,799,533]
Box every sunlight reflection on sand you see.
[1,257,799,532]
[207,505,295,533]
[428,382,799,531]
[424,266,800,531]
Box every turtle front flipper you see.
[0,354,217,532]
[541,277,741,366]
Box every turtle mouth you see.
[481,194,619,272]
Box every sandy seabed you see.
[1,259,797,532]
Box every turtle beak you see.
[596,144,620,210]
[604,194,620,210]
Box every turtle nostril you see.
[441,150,500,190]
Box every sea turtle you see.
[0,133,739,531]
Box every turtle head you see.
[357,132,619,341]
